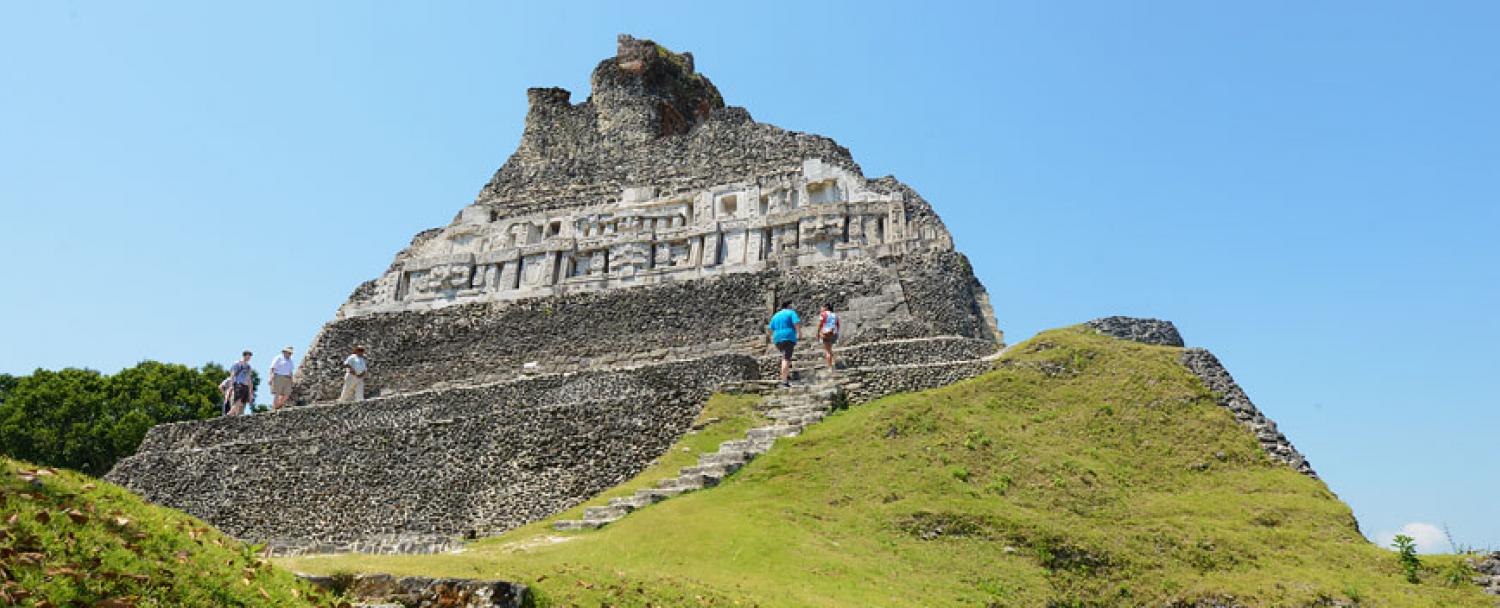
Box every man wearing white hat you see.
[269,346,297,412]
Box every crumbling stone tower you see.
[108,35,1003,554]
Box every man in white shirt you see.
[340,345,368,402]
[269,346,296,412]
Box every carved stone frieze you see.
[340,159,944,318]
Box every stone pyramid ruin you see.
[107,35,1005,554]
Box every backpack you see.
[820,311,839,336]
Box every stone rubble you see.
[1471,552,1500,598]
[1178,348,1317,478]
[299,573,530,608]
[1085,316,1184,347]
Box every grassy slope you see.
[0,458,340,607]
[281,328,1492,607]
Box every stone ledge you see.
[1085,316,1184,347]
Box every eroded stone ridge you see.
[1179,348,1318,478]
[1085,316,1184,347]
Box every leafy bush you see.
[1393,534,1422,584]
[1441,559,1475,588]
[0,361,226,475]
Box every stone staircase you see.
[553,370,843,531]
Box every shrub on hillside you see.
[1,457,338,606]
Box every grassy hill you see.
[279,326,1492,606]
[0,457,341,607]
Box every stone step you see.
[771,388,837,401]
[768,413,818,426]
[658,473,718,491]
[746,425,800,441]
[767,404,828,418]
[698,450,750,467]
[635,486,688,501]
[584,505,628,520]
[717,439,760,454]
[767,392,835,404]
[679,462,739,478]
[756,400,825,413]
[553,518,611,531]
[608,494,653,510]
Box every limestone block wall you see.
[294,252,997,404]
[840,359,998,405]
[107,356,759,554]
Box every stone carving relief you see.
[345,159,953,317]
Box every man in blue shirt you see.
[227,350,254,416]
[766,301,801,387]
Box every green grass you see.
[279,327,1493,606]
[0,457,340,607]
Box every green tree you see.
[1392,534,1422,584]
[0,373,17,403]
[0,361,226,475]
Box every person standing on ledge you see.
[340,345,368,402]
[227,350,254,416]
[268,346,296,412]
[767,301,801,387]
[818,302,841,371]
[217,375,233,416]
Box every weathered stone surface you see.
[297,254,997,403]
[1178,348,1317,478]
[1470,552,1500,598]
[1085,316,1184,347]
[107,357,757,554]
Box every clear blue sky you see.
[2,2,1496,551]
